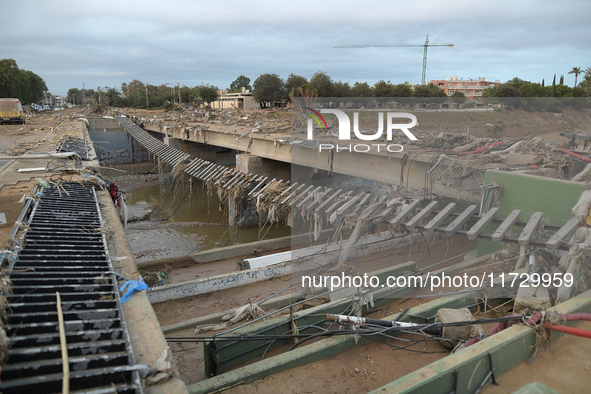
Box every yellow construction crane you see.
[334,35,454,85]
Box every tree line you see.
[0,59,48,105]
[250,72,460,107]
[63,66,591,110]
[67,80,220,109]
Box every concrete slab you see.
[513,285,552,313]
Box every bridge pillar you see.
[166,138,217,162]
[236,153,290,179]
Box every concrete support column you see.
[236,153,290,179]
[177,139,200,160]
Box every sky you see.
[3,0,591,97]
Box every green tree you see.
[572,87,588,97]
[332,81,351,97]
[253,74,285,107]
[392,83,412,97]
[67,88,82,105]
[0,59,22,98]
[555,84,572,97]
[309,72,335,97]
[581,73,591,94]
[285,74,308,100]
[373,80,395,97]
[559,75,564,85]
[180,85,201,106]
[451,91,466,104]
[506,77,528,90]
[412,85,433,97]
[103,87,123,107]
[518,83,546,97]
[414,83,446,97]
[351,82,373,97]
[228,75,252,93]
[289,83,317,108]
[569,67,582,87]
[427,83,447,97]
[18,70,47,104]
[492,84,520,97]
[121,83,128,98]
[125,80,148,108]
[290,83,317,98]
[197,85,220,107]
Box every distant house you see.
[212,88,258,110]
[430,76,500,100]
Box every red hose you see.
[562,149,591,163]
[465,312,591,348]
[458,141,504,156]
[559,313,591,322]
[544,322,591,338]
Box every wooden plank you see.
[349,193,373,215]
[282,184,313,205]
[316,189,350,212]
[546,216,580,251]
[424,203,456,233]
[226,172,247,188]
[194,162,215,179]
[326,192,362,216]
[405,201,438,229]
[517,212,543,247]
[359,200,383,220]
[296,186,323,208]
[221,172,241,188]
[253,178,277,198]
[466,207,499,240]
[444,205,478,236]
[376,204,399,222]
[200,165,217,181]
[273,182,298,202]
[306,188,332,211]
[389,199,421,226]
[247,177,269,196]
[491,209,521,242]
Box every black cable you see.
[166,314,526,344]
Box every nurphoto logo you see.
[303,107,418,153]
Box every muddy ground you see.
[159,234,478,386]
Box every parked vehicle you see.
[0,98,25,124]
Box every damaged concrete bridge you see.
[117,115,484,201]
[114,115,485,229]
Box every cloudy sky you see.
[4,0,590,96]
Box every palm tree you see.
[569,67,582,87]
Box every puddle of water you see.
[122,174,291,263]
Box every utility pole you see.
[145,83,149,108]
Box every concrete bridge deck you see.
[133,115,483,202]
